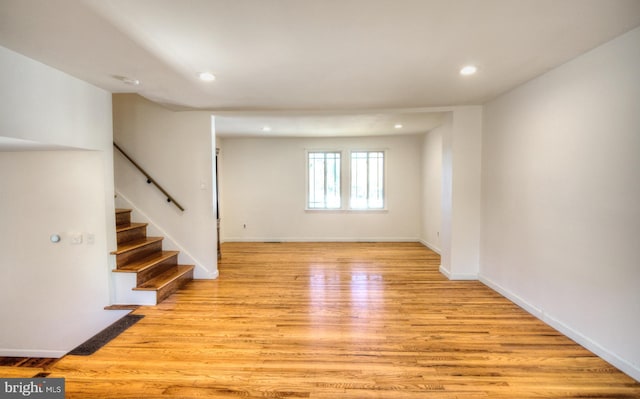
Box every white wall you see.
[0,45,116,247]
[480,27,640,381]
[440,108,482,280]
[0,152,126,357]
[420,125,443,253]
[113,94,217,279]
[219,134,422,241]
[440,113,453,272]
[0,46,113,151]
[0,45,126,357]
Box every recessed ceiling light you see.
[114,75,140,85]
[122,77,140,86]
[394,124,403,129]
[199,72,216,82]
[460,65,478,76]
[262,126,272,132]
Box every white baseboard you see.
[439,265,477,280]
[209,269,219,279]
[543,313,640,382]
[479,274,640,382]
[221,237,421,243]
[420,239,441,254]
[0,349,66,358]
[479,274,543,318]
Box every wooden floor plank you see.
[0,366,46,378]
[47,242,639,398]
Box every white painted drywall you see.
[0,152,126,357]
[480,27,640,381]
[440,108,482,280]
[0,46,112,151]
[440,113,453,275]
[218,134,422,241]
[112,94,217,278]
[0,46,126,357]
[0,45,117,252]
[420,125,443,253]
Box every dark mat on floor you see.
[68,314,144,356]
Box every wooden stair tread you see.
[116,222,148,233]
[111,236,163,255]
[113,250,179,273]
[133,265,194,291]
[104,305,140,311]
[111,208,194,305]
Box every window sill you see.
[305,208,388,214]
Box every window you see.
[350,151,384,209]
[307,151,341,209]
[306,150,385,211]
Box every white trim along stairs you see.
[111,209,194,305]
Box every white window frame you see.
[306,150,342,210]
[349,150,386,210]
[305,148,387,212]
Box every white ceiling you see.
[215,111,445,138]
[0,136,73,151]
[1,0,639,137]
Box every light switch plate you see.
[70,233,83,245]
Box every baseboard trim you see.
[208,269,219,280]
[479,274,543,318]
[479,274,640,382]
[419,239,441,254]
[439,265,477,280]
[543,313,640,382]
[0,349,67,358]
[221,237,421,243]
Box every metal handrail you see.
[113,142,185,212]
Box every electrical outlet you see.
[86,233,95,245]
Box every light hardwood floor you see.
[46,242,640,398]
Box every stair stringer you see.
[115,191,218,280]
[112,272,157,305]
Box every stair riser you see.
[116,241,163,267]
[117,225,147,245]
[112,272,157,306]
[136,255,179,286]
[156,269,194,303]
[115,211,132,227]
[112,209,194,306]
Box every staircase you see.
[111,209,194,305]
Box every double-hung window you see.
[307,150,385,210]
[307,151,341,209]
[350,151,384,209]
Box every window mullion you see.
[366,153,371,208]
[323,153,328,208]
[309,150,385,210]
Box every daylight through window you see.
[308,152,341,209]
[350,151,384,209]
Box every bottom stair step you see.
[133,265,195,303]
